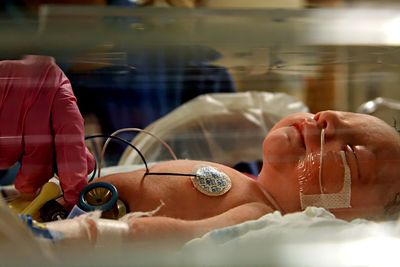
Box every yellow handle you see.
[22,182,62,216]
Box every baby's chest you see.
[117,173,263,218]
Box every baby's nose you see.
[314,110,345,139]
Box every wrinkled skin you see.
[259,111,400,220]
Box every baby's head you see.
[258,110,400,220]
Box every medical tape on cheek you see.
[299,128,352,210]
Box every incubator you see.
[2,2,400,266]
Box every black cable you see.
[85,134,197,180]
[144,172,195,177]
[85,134,149,175]
[89,138,101,166]
[86,158,98,182]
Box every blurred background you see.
[2,0,400,166]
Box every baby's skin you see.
[96,160,274,244]
[45,110,400,247]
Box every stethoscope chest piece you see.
[79,182,127,219]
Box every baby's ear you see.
[383,192,400,220]
[391,118,400,133]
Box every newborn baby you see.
[49,110,400,246]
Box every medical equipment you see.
[299,129,352,210]
[8,180,67,222]
[6,128,229,222]
[357,97,400,114]
[119,92,309,167]
[357,97,400,129]
[300,151,352,210]
[4,134,135,222]
[3,4,400,267]
[190,165,231,196]
[78,182,127,220]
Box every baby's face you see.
[259,110,400,220]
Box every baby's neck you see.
[256,178,283,213]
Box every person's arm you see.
[51,76,95,208]
[125,202,273,246]
[6,56,94,208]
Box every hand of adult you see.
[0,55,95,208]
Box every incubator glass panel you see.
[1,1,400,266]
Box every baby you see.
[47,110,400,246]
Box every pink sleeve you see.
[11,56,94,207]
[51,67,95,208]
[7,56,58,192]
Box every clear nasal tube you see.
[298,128,352,210]
[318,129,325,193]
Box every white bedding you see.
[182,207,400,267]
[2,164,400,267]
[1,192,400,267]
[71,166,400,266]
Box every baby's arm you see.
[125,201,273,246]
[44,202,272,248]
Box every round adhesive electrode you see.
[191,165,232,196]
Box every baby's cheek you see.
[350,183,387,218]
[263,131,301,168]
[296,154,321,195]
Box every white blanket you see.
[181,207,400,267]
[2,191,400,267]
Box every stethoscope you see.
[79,133,194,219]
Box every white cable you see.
[319,128,325,193]
[98,128,178,177]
